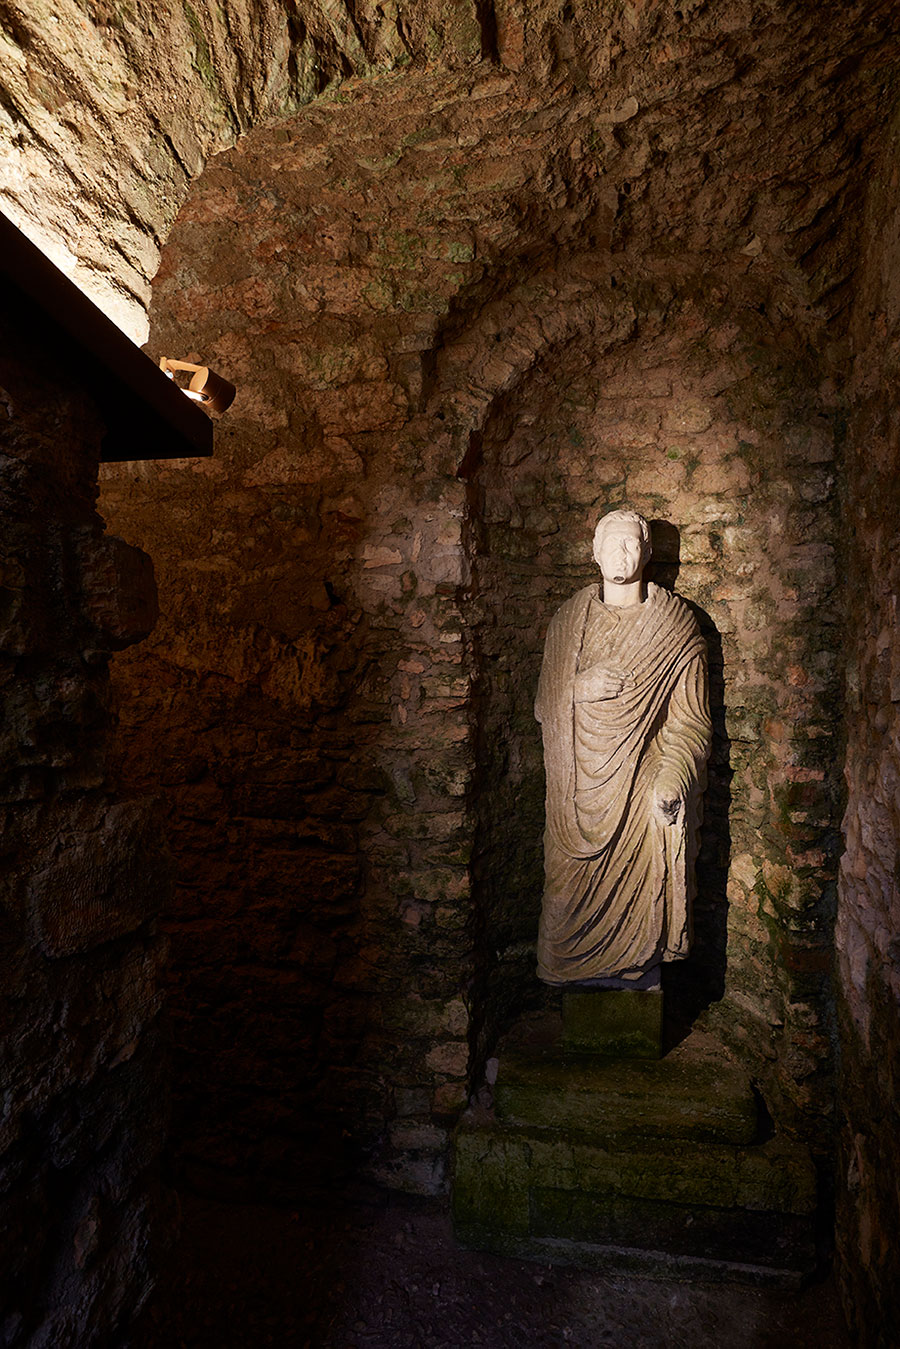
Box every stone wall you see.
[99,61,855,1200]
[835,101,900,1345]
[0,309,169,1340]
[99,68,561,1198]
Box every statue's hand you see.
[574,666,634,703]
[653,778,684,825]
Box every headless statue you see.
[535,509,712,987]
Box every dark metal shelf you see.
[0,210,213,462]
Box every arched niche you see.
[444,277,842,1152]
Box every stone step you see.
[452,1120,818,1284]
[453,1025,819,1283]
[495,1029,759,1147]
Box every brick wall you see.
[101,69,846,1197]
[835,102,900,1346]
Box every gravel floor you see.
[130,1190,851,1348]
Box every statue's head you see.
[592,509,651,584]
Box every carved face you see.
[594,519,646,585]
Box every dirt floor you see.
[130,1189,851,1348]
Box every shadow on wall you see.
[650,519,731,1049]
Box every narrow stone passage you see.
[132,1191,848,1348]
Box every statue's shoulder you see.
[648,582,687,612]
[648,584,703,638]
[549,584,597,630]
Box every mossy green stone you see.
[562,988,663,1058]
[452,1028,818,1282]
[528,1187,815,1269]
[452,1117,817,1280]
[451,1128,530,1237]
[495,1031,758,1146]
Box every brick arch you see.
[444,275,843,1150]
[424,259,636,477]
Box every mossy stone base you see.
[562,987,662,1058]
[453,1124,817,1282]
[495,1030,757,1145]
[452,1022,818,1283]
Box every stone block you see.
[452,1128,531,1239]
[76,531,158,651]
[453,1020,818,1283]
[495,1031,758,1147]
[562,987,662,1058]
[28,799,170,958]
[452,1115,817,1283]
[528,1185,815,1270]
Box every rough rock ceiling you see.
[0,0,898,343]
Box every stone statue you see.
[535,509,711,987]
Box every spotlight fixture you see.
[158,357,236,414]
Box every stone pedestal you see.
[452,1014,818,1283]
[562,987,663,1059]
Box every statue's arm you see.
[535,590,591,725]
[534,625,556,724]
[653,653,712,820]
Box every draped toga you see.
[535,582,711,985]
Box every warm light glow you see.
[159,357,236,413]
